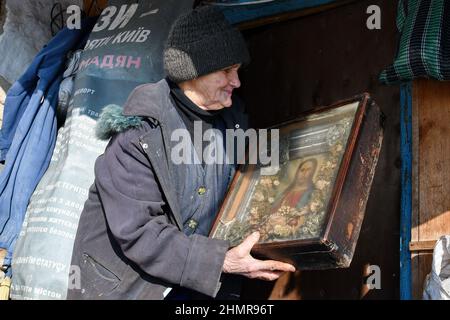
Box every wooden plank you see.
[418,80,450,239]
[409,240,436,252]
[412,79,450,299]
[411,81,420,300]
[411,252,420,299]
[411,252,433,299]
[411,82,420,242]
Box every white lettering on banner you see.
[132,28,145,41]
[92,6,117,32]
[10,284,33,294]
[33,287,62,299]
[84,36,113,50]
[92,4,139,32]
[85,39,98,50]
[112,31,127,44]
[111,28,151,45]
[57,182,88,195]
[49,227,76,240]
[26,226,48,233]
[63,200,83,211]
[47,218,78,230]
[136,29,151,43]
[28,217,48,223]
[28,182,88,197]
[28,206,80,220]
[26,200,85,216]
[121,29,137,42]
[79,56,142,71]
[86,109,99,117]
[32,197,56,206]
[108,4,139,30]
[74,88,95,96]
[13,256,68,273]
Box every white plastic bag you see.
[423,235,450,300]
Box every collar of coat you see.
[95,79,171,140]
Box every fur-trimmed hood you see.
[95,104,143,140]
[95,80,171,140]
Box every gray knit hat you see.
[164,6,250,83]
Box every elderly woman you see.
[67,6,294,300]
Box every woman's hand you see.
[222,232,296,281]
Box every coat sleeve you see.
[94,127,229,297]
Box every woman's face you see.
[183,64,241,110]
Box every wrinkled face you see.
[183,64,241,110]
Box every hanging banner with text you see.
[10,0,194,300]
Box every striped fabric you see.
[380,0,450,84]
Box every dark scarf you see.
[168,79,227,167]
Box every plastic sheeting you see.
[423,235,450,300]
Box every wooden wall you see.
[411,79,450,299]
[237,0,400,299]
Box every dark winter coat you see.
[67,79,247,299]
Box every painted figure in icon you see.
[257,158,318,240]
[271,158,318,214]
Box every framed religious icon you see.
[209,93,384,270]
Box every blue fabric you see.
[0,21,95,275]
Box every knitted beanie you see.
[164,6,250,83]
